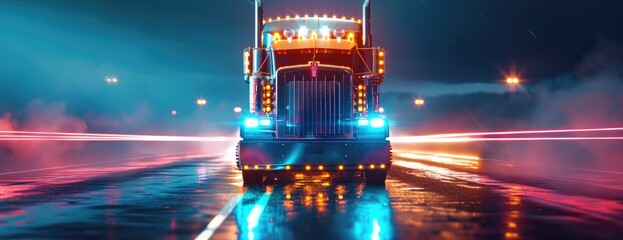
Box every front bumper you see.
[237,140,391,171]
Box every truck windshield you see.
[274,50,353,69]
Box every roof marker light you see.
[320,26,331,39]
[298,26,308,38]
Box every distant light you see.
[370,118,385,128]
[196,98,207,106]
[506,77,520,85]
[105,76,118,84]
[244,118,259,128]
[171,110,177,116]
[414,98,425,106]
[379,107,385,113]
[234,107,242,113]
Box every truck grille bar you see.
[277,67,353,139]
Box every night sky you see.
[1,0,622,134]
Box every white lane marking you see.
[246,192,272,231]
[195,194,243,240]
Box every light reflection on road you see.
[393,158,623,224]
[229,177,394,240]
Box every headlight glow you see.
[370,118,385,128]
[244,118,259,128]
[358,119,369,126]
[259,119,271,126]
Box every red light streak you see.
[0,130,237,142]
[390,136,623,143]
[398,127,623,140]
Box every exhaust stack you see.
[363,0,371,47]
[255,0,263,48]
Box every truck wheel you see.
[365,170,387,185]
[242,171,264,185]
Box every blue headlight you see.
[259,119,271,126]
[358,119,369,126]
[370,118,385,128]
[244,118,259,128]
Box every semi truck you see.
[237,0,391,185]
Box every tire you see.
[242,171,264,185]
[365,170,387,185]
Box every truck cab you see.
[237,0,390,185]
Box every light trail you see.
[400,127,623,139]
[0,130,237,142]
[389,136,623,143]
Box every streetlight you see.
[414,98,425,107]
[506,77,520,86]
[196,98,207,106]
[233,107,242,113]
[105,76,118,84]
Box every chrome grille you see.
[277,68,352,139]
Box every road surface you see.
[1,144,622,239]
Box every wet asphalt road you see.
[1,147,623,239]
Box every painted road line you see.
[195,194,243,240]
